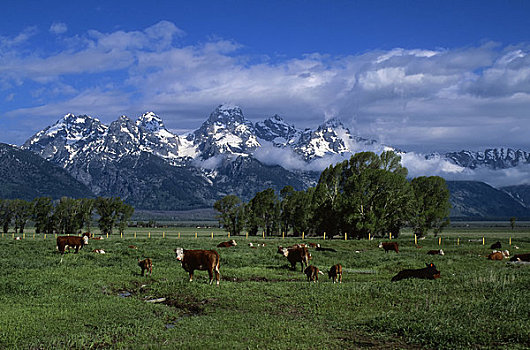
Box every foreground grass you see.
[0,232,529,349]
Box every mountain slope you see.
[0,143,94,200]
[501,184,530,209]
[447,181,530,219]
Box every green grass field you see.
[1,228,529,349]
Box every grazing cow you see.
[379,242,399,253]
[510,253,530,262]
[490,241,502,249]
[304,265,324,282]
[174,248,220,285]
[316,246,337,252]
[427,249,445,256]
[138,258,153,276]
[278,246,311,272]
[487,251,504,260]
[328,264,343,283]
[217,239,237,248]
[56,233,89,255]
[391,263,440,282]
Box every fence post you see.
[195,232,197,239]
[457,237,460,245]
[211,232,214,239]
[282,231,285,239]
[509,237,512,246]
[44,234,46,240]
[228,232,230,238]
[414,234,417,245]
[163,231,165,238]
[178,232,180,239]
[368,232,371,241]
[345,232,347,241]
[121,232,123,239]
[106,233,109,239]
[324,232,326,240]
[389,232,391,240]
[148,232,151,239]
[245,232,248,239]
[262,231,265,239]
[134,231,137,238]
[482,237,485,246]
[438,237,441,246]
[302,232,305,240]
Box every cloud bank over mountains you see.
[2,21,530,155]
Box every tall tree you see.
[32,197,54,234]
[95,197,122,235]
[410,176,451,237]
[0,199,13,234]
[214,195,244,236]
[12,199,32,234]
[116,201,134,235]
[247,189,280,236]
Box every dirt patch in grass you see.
[161,295,216,316]
[221,275,301,283]
[337,331,427,350]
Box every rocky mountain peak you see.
[137,112,165,132]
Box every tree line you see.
[214,151,451,239]
[0,197,134,235]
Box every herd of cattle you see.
[52,233,529,285]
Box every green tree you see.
[214,195,244,236]
[32,197,54,234]
[12,199,32,234]
[78,198,96,233]
[0,199,13,234]
[95,197,122,235]
[54,197,83,234]
[280,186,314,236]
[247,188,280,236]
[116,201,134,235]
[410,176,451,237]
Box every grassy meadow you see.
[1,228,529,349]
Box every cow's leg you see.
[208,268,214,285]
[75,245,79,253]
[189,271,194,282]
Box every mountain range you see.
[2,104,529,219]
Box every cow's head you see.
[82,235,89,245]
[229,239,237,246]
[425,263,440,278]
[378,242,383,248]
[439,249,445,256]
[174,248,184,261]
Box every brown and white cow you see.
[174,248,220,285]
[328,264,343,283]
[278,246,311,272]
[56,232,90,255]
[379,242,399,253]
[304,265,324,282]
[217,239,237,248]
[138,258,153,276]
[487,251,504,260]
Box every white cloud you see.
[49,22,67,35]
[1,22,530,156]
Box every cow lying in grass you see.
[174,248,220,285]
[510,253,530,262]
[56,233,90,255]
[391,263,440,282]
[328,264,343,283]
[379,242,399,253]
[487,250,509,260]
[427,249,444,256]
[278,246,311,272]
[304,265,324,282]
[217,239,237,248]
[138,258,153,276]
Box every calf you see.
[391,263,441,282]
[487,251,504,260]
[278,246,311,272]
[427,249,445,256]
[490,241,502,249]
[304,265,323,282]
[510,253,530,262]
[138,258,153,276]
[56,234,89,255]
[217,239,237,248]
[379,242,399,253]
[174,248,220,285]
[328,264,343,283]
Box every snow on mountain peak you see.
[137,112,165,132]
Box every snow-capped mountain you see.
[20,104,530,211]
[443,148,530,169]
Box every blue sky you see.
[1,0,530,152]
